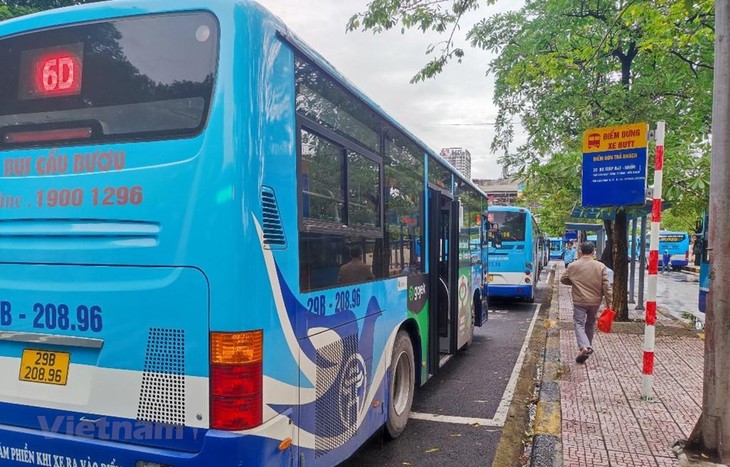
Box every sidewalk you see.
[533,262,704,466]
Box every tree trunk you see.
[687,2,730,460]
[612,209,629,320]
[600,219,613,268]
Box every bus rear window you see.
[0,12,218,148]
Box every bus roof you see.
[645,231,689,236]
[277,17,487,196]
[0,0,487,197]
[488,205,533,214]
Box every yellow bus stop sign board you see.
[583,122,648,153]
[581,122,648,207]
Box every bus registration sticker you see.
[19,349,70,386]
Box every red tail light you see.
[4,127,91,144]
[210,384,262,430]
[211,364,262,396]
[210,330,263,430]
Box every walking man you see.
[560,241,613,364]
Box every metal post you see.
[636,212,647,311]
[629,217,637,303]
[641,121,665,401]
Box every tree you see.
[0,0,102,20]
[349,0,713,320]
[685,3,730,461]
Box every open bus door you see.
[427,188,459,371]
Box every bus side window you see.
[384,129,424,277]
[300,233,384,291]
[300,130,345,223]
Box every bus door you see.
[428,188,459,369]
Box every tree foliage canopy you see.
[348,0,714,233]
[0,0,101,20]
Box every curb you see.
[530,265,562,467]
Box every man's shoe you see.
[575,348,593,364]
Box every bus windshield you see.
[489,210,526,241]
[0,12,218,148]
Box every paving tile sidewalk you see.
[556,262,704,467]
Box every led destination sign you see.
[18,43,84,100]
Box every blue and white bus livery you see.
[0,1,490,465]
[486,206,541,302]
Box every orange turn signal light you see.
[211,330,263,364]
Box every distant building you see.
[473,176,523,206]
[439,147,471,180]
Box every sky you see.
[256,0,525,180]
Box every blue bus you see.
[548,237,564,260]
[645,231,691,269]
[486,206,540,301]
[698,214,710,315]
[0,1,490,465]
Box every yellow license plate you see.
[488,274,494,282]
[19,349,70,386]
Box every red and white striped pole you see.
[642,121,665,400]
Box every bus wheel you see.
[386,330,415,439]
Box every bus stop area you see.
[531,261,706,467]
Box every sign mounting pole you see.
[642,121,665,400]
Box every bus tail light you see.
[4,126,92,144]
[210,330,263,431]
[525,270,531,276]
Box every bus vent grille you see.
[261,187,287,249]
[315,333,359,458]
[137,328,186,426]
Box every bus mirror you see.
[695,218,703,234]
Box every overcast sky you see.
[256,0,525,180]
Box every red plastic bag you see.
[597,308,616,333]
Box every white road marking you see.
[492,303,541,425]
[409,412,502,427]
[410,303,542,428]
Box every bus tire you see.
[464,299,477,349]
[386,330,415,439]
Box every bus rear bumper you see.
[487,284,533,299]
[0,420,293,467]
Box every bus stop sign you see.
[582,122,648,207]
